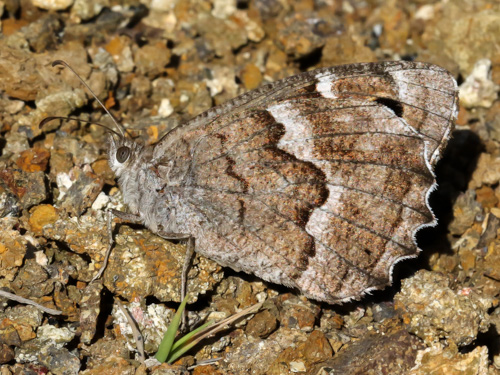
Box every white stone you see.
[5,99,24,114]
[158,98,174,117]
[459,59,499,108]
[150,0,177,12]
[35,251,49,266]
[115,45,135,73]
[37,325,75,345]
[290,361,306,372]
[70,0,108,22]
[415,4,435,21]
[91,192,110,210]
[205,67,238,97]
[56,172,74,201]
[142,10,177,32]
[32,0,73,11]
[235,10,265,42]
[212,0,236,19]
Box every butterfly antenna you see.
[51,60,126,138]
[39,116,122,138]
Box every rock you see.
[43,212,110,275]
[37,345,80,374]
[12,259,53,299]
[28,204,59,235]
[409,344,489,375]
[448,190,482,236]
[223,329,308,374]
[0,305,43,343]
[134,42,171,78]
[319,309,344,332]
[82,337,130,370]
[0,221,28,281]
[0,342,15,364]
[460,59,499,109]
[310,326,424,375]
[105,36,135,73]
[211,0,236,19]
[80,356,136,375]
[113,299,173,355]
[321,33,377,67]
[192,365,223,375]
[195,13,249,56]
[57,168,104,216]
[395,270,491,346]
[475,185,498,209]
[276,18,325,59]
[0,189,19,218]
[240,63,263,91]
[302,330,333,363]
[0,43,44,101]
[470,153,500,190]
[37,324,75,345]
[22,14,62,52]
[421,1,500,76]
[0,169,47,210]
[31,0,73,11]
[79,281,103,344]
[15,147,50,173]
[70,0,108,22]
[234,10,265,43]
[276,294,320,332]
[484,240,500,283]
[0,323,22,347]
[245,309,278,338]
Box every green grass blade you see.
[155,295,189,363]
[170,320,213,352]
[167,301,263,363]
[167,337,205,364]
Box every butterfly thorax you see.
[108,136,177,233]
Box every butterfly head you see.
[107,135,143,177]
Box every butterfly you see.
[44,60,458,304]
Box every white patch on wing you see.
[305,185,345,237]
[389,70,411,104]
[268,101,315,159]
[315,73,338,99]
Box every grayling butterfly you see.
[42,60,458,304]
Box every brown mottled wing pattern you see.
[153,61,458,303]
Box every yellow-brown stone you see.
[240,63,263,91]
[28,205,58,235]
[15,147,50,173]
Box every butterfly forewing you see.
[151,61,458,303]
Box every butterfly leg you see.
[158,231,195,332]
[90,211,115,282]
[110,209,143,223]
[91,209,142,281]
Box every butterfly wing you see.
[152,61,458,303]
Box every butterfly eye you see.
[116,146,131,163]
